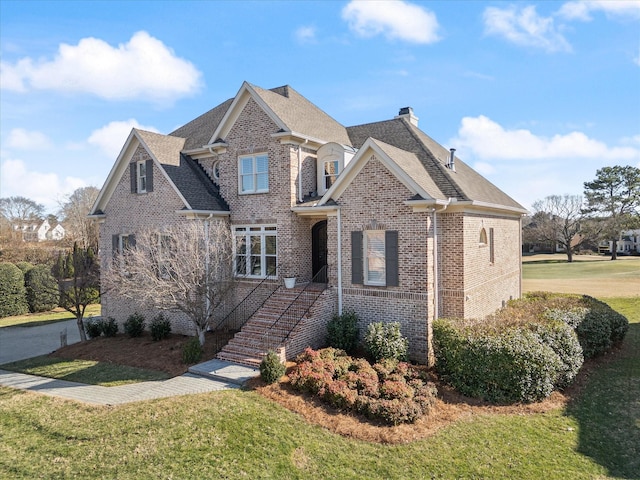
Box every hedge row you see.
[433,292,628,404]
[0,261,59,318]
[290,347,437,425]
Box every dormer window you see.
[317,142,355,195]
[323,160,340,190]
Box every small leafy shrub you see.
[182,337,203,364]
[124,312,145,338]
[150,313,171,341]
[260,350,286,384]
[85,318,103,339]
[364,322,408,362]
[326,310,360,353]
[530,321,583,389]
[101,317,118,337]
[290,347,437,425]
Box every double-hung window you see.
[351,230,398,287]
[239,154,268,194]
[137,161,147,193]
[234,226,276,278]
[323,160,340,191]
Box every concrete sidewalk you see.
[0,360,259,405]
[0,360,259,406]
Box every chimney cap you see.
[398,106,413,116]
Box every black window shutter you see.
[128,234,136,249]
[146,159,153,192]
[351,231,363,284]
[130,163,137,193]
[385,230,399,287]
[112,234,119,257]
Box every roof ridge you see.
[398,119,467,201]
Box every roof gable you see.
[318,138,439,205]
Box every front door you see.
[312,220,328,282]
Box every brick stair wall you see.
[216,285,332,367]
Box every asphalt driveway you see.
[0,319,81,365]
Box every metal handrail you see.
[209,267,278,351]
[263,265,328,353]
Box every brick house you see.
[90,82,526,366]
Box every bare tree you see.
[59,187,100,250]
[530,195,585,262]
[103,221,234,345]
[51,243,101,341]
[0,196,45,242]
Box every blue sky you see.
[1,0,639,214]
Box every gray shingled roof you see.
[136,129,185,167]
[169,98,234,151]
[347,119,524,210]
[251,84,352,145]
[163,154,229,212]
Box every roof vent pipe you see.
[448,148,456,172]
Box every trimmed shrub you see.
[0,262,29,318]
[326,310,360,353]
[24,264,58,313]
[85,318,103,339]
[364,322,408,362]
[530,321,583,389]
[15,261,34,275]
[124,312,145,338]
[260,350,286,384]
[433,320,562,403]
[101,317,118,337]
[290,347,437,425]
[150,313,171,341]
[182,337,203,364]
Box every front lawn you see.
[0,355,169,386]
[1,296,637,479]
[0,304,101,328]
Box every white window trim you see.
[233,225,277,278]
[238,153,269,194]
[137,161,147,193]
[211,160,220,183]
[364,230,386,286]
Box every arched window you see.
[479,228,488,246]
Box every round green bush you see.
[124,312,145,337]
[0,262,28,318]
[364,322,408,362]
[530,321,583,389]
[260,350,286,384]
[433,320,562,403]
[150,313,172,341]
[326,310,360,353]
[101,317,118,337]
[182,337,203,364]
[24,264,59,313]
[85,318,103,339]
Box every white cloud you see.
[558,1,640,21]
[88,119,159,160]
[451,115,640,161]
[342,0,440,44]
[483,5,572,53]
[1,158,87,212]
[0,31,202,102]
[6,129,52,150]
[295,25,317,43]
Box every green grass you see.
[0,304,101,328]
[0,297,637,478]
[0,355,169,387]
[522,256,640,280]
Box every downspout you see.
[432,200,451,320]
[337,207,343,315]
[204,214,213,322]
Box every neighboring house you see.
[90,82,526,366]
[13,219,65,242]
[599,230,640,255]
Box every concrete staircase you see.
[216,285,322,367]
